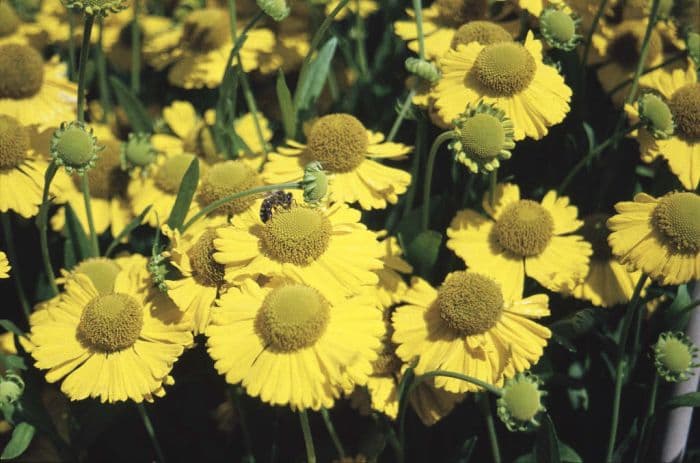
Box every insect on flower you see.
[259,190,293,223]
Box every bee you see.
[259,190,293,223]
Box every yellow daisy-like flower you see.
[0,44,76,130]
[607,191,700,285]
[263,114,412,210]
[0,1,45,48]
[0,251,9,278]
[392,271,551,394]
[214,200,384,303]
[327,0,378,20]
[142,8,275,89]
[433,32,572,140]
[102,15,173,74]
[571,214,646,308]
[625,65,700,190]
[447,183,591,300]
[375,234,412,309]
[206,278,383,410]
[29,256,193,402]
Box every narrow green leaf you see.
[663,284,692,331]
[109,77,153,133]
[276,69,296,139]
[166,159,199,231]
[105,205,151,257]
[451,436,478,463]
[535,414,561,463]
[558,443,583,463]
[0,321,23,338]
[405,230,442,278]
[1,422,35,460]
[213,66,239,157]
[666,392,700,409]
[293,37,338,112]
[64,203,93,260]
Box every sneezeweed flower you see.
[433,32,572,140]
[539,5,581,51]
[497,373,546,432]
[0,1,43,47]
[607,191,700,285]
[196,160,262,218]
[50,121,102,175]
[450,21,513,49]
[0,43,76,130]
[206,278,384,410]
[263,114,412,210]
[447,183,591,301]
[392,271,551,394]
[449,101,515,174]
[325,0,378,20]
[653,332,699,382]
[0,251,9,278]
[29,256,193,402]
[61,0,128,17]
[120,132,157,174]
[374,234,412,309]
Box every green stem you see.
[1,214,31,320]
[413,371,503,397]
[421,131,455,231]
[479,394,502,463]
[299,410,316,463]
[634,374,659,463]
[320,408,345,459]
[396,366,416,463]
[354,0,369,78]
[76,14,95,123]
[237,72,269,172]
[80,175,99,256]
[411,0,425,59]
[387,88,417,142]
[136,403,166,463]
[95,18,111,121]
[67,10,77,80]
[581,0,609,69]
[605,273,649,463]
[131,0,141,95]
[402,117,426,219]
[488,169,497,207]
[231,387,255,462]
[37,162,59,296]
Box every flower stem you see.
[488,169,497,207]
[136,403,166,463]
[235,72,269,172]
[299,410,316,463]
[0,214,31,320]
[37,162,59,296]
[67,9,77,80]
[353,0,369,79]
[411,0,425,60]
[76,14,95,123]
[80,174,100,257]
[320,408,345,459]
[581,0,608,70]
[421,131,455,231]
[131,0,141,95]
[387,88,417,142]
[634,374,659,463]
[95,19,111,121]
[230,386,255,462]
[413,370,503,397]
[479,394,502,463]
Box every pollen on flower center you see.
[451,21,512,48]
[0,43,44,99]
[72,140,129,199]
[180,9,230,52]
[580,214,613,261]
[256,284,330,352]
[0,3,20,37]
[493,200,554,257]
[473,42,536,96]
[188,229,225,287]
[608,21,662,70]
[259,205,332,265]
[668,83,700,140]
[458,113,506,160]
[652,192,700,254]
[154,153,196,194]
[435,271,504,335]
[0,115,29,170]
[436,0,489,26]
[74,257,121,294]
[77,293,143,352]
[197,160,260,215]
[306,114,368,173]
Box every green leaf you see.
[663,284,692,330]
[213,66,239,158]
[550,308,599,342]
[0,321,23,338]
[166,159,199,231]
[105,205,151,257]
[450,436,477,463]
[293,37,338,113]
[0,355,26,372]
[64,203,93,260]
[276,69,297,139]
[1,422,35,460]
[109,77,153,133]
[558,443,583,463]
[535,414,561,463]
[405,230,442,278]
[666,392,700,409]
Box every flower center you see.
[0,115,29,170]
[542,10,576,43]
[658,337,693,374]
[74,257,121,294]
[259,205,332,266]
[154,153,196,194]
[256,284,330,352]
[188,228,225,287]
[473,42,536,96]
[435,271,504,335]
[54,125,96,169]
[197,160,260,215]
[580,213,613,261]
[608,21,662,70]
[451,21,512,48]
[306,114,368,173]
[0,43,44,99]
[501,379,541,422]
[492,200,554,257]
[0,3,20,37]
[668,83,700,140]
[180,9,230,52]
[652,192,700,254]
[458,113,506,160]
[372,340,401,376]
[72,140,129,199]
[77,293,143,352]
[436,0,489,27]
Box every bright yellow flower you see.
[102,14,172,74]
[256,4,310,74]
[0,251,9,278]
[262,114,412,210]
[375,234,412,309]
[392,271,551,394]
[0,1,45,48]
[433,32,571,140]
[607,192,700,285]
[206,278,383,410]
[29,255,193,402]
[327,0,378,20]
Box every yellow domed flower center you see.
[0,3,20,37]
[74,257,121,294]
[257,284,330,352]
[659,337,693,374]
[188,228,225,287]
[435,272,504,335]
[652,192,700,254]
[197,160,260,215]
[306,114,368,173]
[502,379,541,422]
[436,0,488,26]
[668,83,700,140]
[154,153,196,194]
[72,140,129,199]
[0,43,44,99]
[493,200,554,257]
[0,115,29,170]
[77,293,143,352]
[473,42,536,96]
[458,113,506,160]
[542,10,576,42]
[181,9,230,52]
[259,205,332,265]
[451,21,512,48]
[608,21,662,70]
[580,213,613,261]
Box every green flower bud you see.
[687,32,700,71]
[61,0,127,17]
[539,6,581,52]
[50,121,102,174]
[638,93,675,139]
[121,132,157,174]
[405,58,441,84]
[653,332,699,382]
[497,373,546,432]
[0,374,24,408]
[302,161,329,205]
[257,0,290,21]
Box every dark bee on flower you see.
[260,190,293,223]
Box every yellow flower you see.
[326,0,378,20]
[256,4,310,74]
[262,114,412,210]
[206,278,383,410]
[375,234,412,309]
[447,183,591,300]
[102,15,172,74]
[625,64,700,190]
[0,1,45,48]
[0,44,76,130]
[392,271,551,394]
[0,251,9,278]
[29,255,193,402]
[196,159,263,219]
[433,32,571,140]
[214,199,384,303]
[607,191,700,285]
